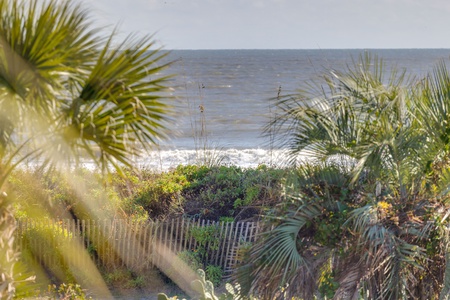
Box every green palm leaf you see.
[0,0,173,177]
[247,53,450,299]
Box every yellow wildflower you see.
[377,201,391,210]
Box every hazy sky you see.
[90,0,450,50]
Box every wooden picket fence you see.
[15,218,260,274]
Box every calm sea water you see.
[139,49,450,170]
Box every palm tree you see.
[0,0,173,189]
[0,0,173,297]
[238,54,450,299]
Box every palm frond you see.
[333,254,367,300]
[0,0,173,175]
[55,33,173,170]
[349,203,429,299]
[253,53,450,299]
[245,198,324,298]
[439,228,450,300]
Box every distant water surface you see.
[140,49,450,170]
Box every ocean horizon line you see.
[163,47,450,51]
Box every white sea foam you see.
[133,148,290,171]
[78,148,289,172]
[18,148,292,173]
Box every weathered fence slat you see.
[16,218,260,275]
[170,218,175,255]
[158,220,164,266]
[186,218,193,252]
[175,218,183,253]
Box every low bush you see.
[189,224,221,263]
[205,265,223,287]
[104,267,152,290]
[8,165,287,222]
[178,164,286,221]
[178,225,224,287]
[132,171,189,219]
[177,250,203,272]
[47,283,92,300]
[20,221,76,284]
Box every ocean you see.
[138,49,450,170]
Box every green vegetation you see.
[9,50,450,298]
[8,165,285,223]
[4,0,450,299]
[0,194,36,299]
[236,54,450,299]
[178,225,224,287]
[5,164,284,297]
[177,251,203,274]
[0,0,173,191]
[178,165,285,220]
[46,283,92,300]
[158,269,243,300]
[204,265,223,288]
[21,222,75,284]
[0,0,172,297]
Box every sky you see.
[89,0,450,50]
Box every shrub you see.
[180,165,285,220]
[205,265,223,287]
[0,194,36,299]
[47,283,92,300]
[125,275,146,289]
[177,250,203,272]
[190,224,220,264]
[9,165,287,222]
[158,269,242,300]
[104,268,149,290]
[104,268,132,286]
[20,221,76,284]
[132,170,189,219]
